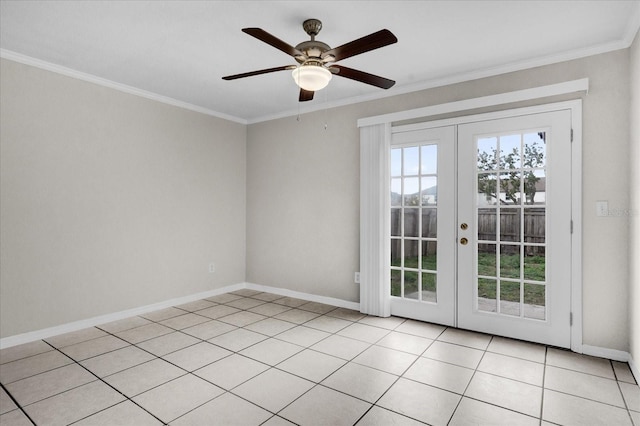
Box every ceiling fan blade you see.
[222,65,295,80]
[323,29,397,62]
[242,28,303,57]
[299,89,314,102]
[331,65,395,89]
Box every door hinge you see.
[570,128,574,142]
[570,312,573,326]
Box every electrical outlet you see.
[354,272,360,284]
[208,263,215,273]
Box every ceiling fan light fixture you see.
[292,64,332,91]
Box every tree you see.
[477,133,545,205]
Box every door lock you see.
[460,237,468,245]
[460,223,468,230]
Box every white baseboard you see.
[0,282,361,349]
[0,282,245,349]
[629,355,640,382]
[245,282,360,311]
[581,344,631,362]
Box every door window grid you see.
[391,144,438,303]
[475,131,548,320]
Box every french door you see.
[390,109,573,348]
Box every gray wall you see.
[247,49,631,351]
[629,32,640,365]
[0,59,247,338]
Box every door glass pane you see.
[403,177,419,206]
[391,209,401,237]
[478,243,496,276]
[500,208,521,242]
[391,178,402,207]
[500,281,521,316]
[391,148,402,177]
[478,208,497,241]
[391,238,401,266]
[524,170,545,205]
[499,172,522,205]
[523,132,546,168]
[478,173,498,206]
[478,278,497,312]
[403,209,419,237]
[391,270,401,296]
[477,137,497,171]
[404,146,419,176]
[404,240,419,268]
[524,208,545,243]
[524,246,545,282]
[422,209,437,238]
[422,241,437,271]
[499,134,521,169]
[500,244,521,279]
[404,271,419,299]
[421,145,437,174]
[422,273,437,303]
[421,177,437,206]
[524,283,546,320]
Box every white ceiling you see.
[1,1,639,123]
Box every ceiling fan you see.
[222,19,398,101]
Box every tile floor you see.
[1,289,639,425]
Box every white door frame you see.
[360,97,583,353]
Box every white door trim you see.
[359,99,583,353]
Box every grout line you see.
[0,382,37,425]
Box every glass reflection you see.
[403,146,419,176]
[421,144,438,174]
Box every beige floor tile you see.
[437,328,491,350]
[544,365,624,407]
[97,316,151,334]
[375,331,433,355]
[395,320,446,339]
[0,409,33,426]
[59,334,129,361]
[140,307,186,322]
[248,302,292,317]
[304,315,353,333]
[244,318,296,336]
[356,406,425,426]
[423,340,484,369]
[449,397,539,426]
[630,410,640,425]
[357,316,406,330]
[181,319,237,340]
[74,400,162,425]
[337,323,390,344]
[225,297,267,310]
[262,415,296,426]
[172,392,271,426]
[24,380,125,426]
[251,292,285,302]
[103,358,185,397]
[174,299,216,312]
[613,361,637,384]
[311,334,370,360]
[353,345,417,376]
[205,293,243,304]
[80,345,155,377]
[277,349,346,382]
[0,340,53,365]
[135,331,200,356]
[44,327,107,348]
[273,308,320,324]
[0,350,73,384]
[326,308,366,322]
[231,289,263,297]
[465,371,542,417]
[159,313,210,330]
[233,368,314,412]
[322,362,397,403]
[275,325,330,347]
[162,342,231,371]
[6,363,96,406]
[273,297,309,308]
[478,351,544,386]
[542,389,632,425]
[620,381,640,411]
[239,338,302,366]
[377,378,460,425]
[194,354,269,390]
[196,304,241,319]
[133,374,223,423]
[297,301,337,315]
[546,347,615,379]
[486,336,546,363]
[207,328,267,352]
[218,311,266,327]
[114,323,173,344]
[280,385,371,426]
[0,387,17,415]
[403,357,474,394]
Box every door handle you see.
[460,237,468,245]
